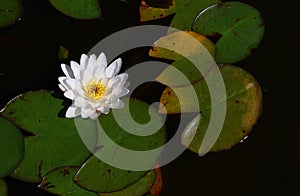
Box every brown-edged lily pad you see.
[150,31,216,87]
[159,65,262,153]
[140,0,221,32]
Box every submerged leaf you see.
[0,0,23,28]
[0,117,24,178]
[39,166,97,196]
[49,0,102,20]
[159,65,262,153]
[193,2,265,63]
[1,90,91,183]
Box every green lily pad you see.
[0,179,8,196]
[49,0,102,20]
[149,30,216,87]
[0,0,23,28]
[140,0,220,32]
[39,166,97,196]
[40,166,156,196]
[1,90,91,183]
[159,65,262,153]
[74,98,166,193]
[192,2,265,64]
[100,170,156,196]
[74,156,147,193]
[0,117,24,178]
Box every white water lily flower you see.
[58,53,129,120]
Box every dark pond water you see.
[0,0,298,195]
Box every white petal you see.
[101,78,109,86]
[110,100,124,109]
[71,61,81,79]
[81,107,93,118]
[90,112,100,120]
[107,77,120,88]
[105,58,121,78]
[58,84,67,92]
[64,90,76,100]
[74,88,85,97]
[116,73,128,83]
[96,98,106,106]
[74,96,87,107]
[103,87,112,96]
[65,78,78,89]
[106,94,118,104]
[58,76,66,84]
[58,77,71,90]
[97,53,107,67]
[94,64,105,80]
[123,81,130,88]
[82,70,94,87]
[97,106,110,114]
[115,58,122,74]
[80,54,89,68]
[87,54,97,72]
[113,87,129,97]
[61,64,74,78]
[66,106,80,118]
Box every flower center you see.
[85,80,106,100]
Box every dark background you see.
[0,0,298,195]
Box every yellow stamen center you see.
[85,80,106,100]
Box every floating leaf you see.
[192,2,265,64]
[159,77,209,114]
[149,167,162,195]
[150,31,215,60]
[0,117,24,178]
[150,31,216,86]
[74,156,147,193]
[1,90,91,183]
[100,170,156,196]
[140,0,175,21]
[74,98,166,193]
[159,65,262,152]
[39,166,97,196]
[49,0,103,20]
[0,0,23,28]
[140,0,220,32]
[0,179,7,196]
